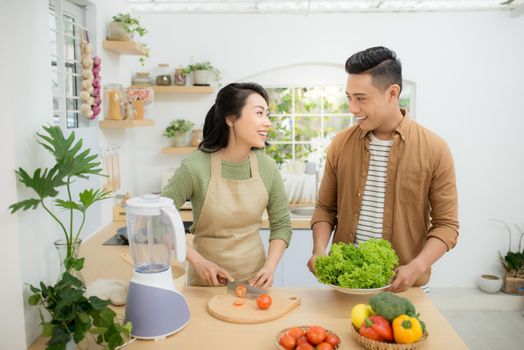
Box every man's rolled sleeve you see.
[311,142,339,230]
[427,141,459,250]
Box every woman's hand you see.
[191,256,233,286]
[250,267,274,289]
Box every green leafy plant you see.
[111,13,149,67]
[491,219,524,277]
[185,61,222,81]
[28,273,132,350]
[164,119,194,137]
[139,43,150,67]
[9,125,131,349]
[112,13,147,37]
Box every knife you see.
[226,280,266,299]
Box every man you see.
[308,46,459,292]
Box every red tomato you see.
[256,294,272,310]
[316,342,334,350]
[296,344,314,350]
[279,334,296,350]
[288,327,305,339]
[324,333,340,347]
[306,327,326,345]
[296,335,309,345]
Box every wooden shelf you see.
[154,85,214,94]
[162,146,197,155]
[102,40,146,55]
[99,119,154,129]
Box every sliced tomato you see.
[235,284,247,298]
[232,299,245,307]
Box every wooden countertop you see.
[29,222,468,350]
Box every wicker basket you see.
[352,325,428,350]
[274,326,341,349]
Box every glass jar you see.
[156,63,172,86]
[54,239,85,284]
[104,84,125,120]
[174,67,187,86]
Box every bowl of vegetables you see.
[275,325,341,350]
[315,239,398,294]
[351,292,428,350]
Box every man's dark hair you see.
[345,46,402,92]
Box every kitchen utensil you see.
[329,284,391,295]
[207,292,300,324]
[124,194,189,340]
[274,326,341,350]
[226,280,266,299]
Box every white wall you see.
[5,0,131,345]
[128,11,524,288]
[0,1,28,347]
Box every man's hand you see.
[388,259,426,293]
[191,256,233,286]
[307,251,327,275]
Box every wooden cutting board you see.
[207,292,301,324]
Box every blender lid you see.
[126,194,174,214]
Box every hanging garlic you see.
[80,90,91,102]
[82,70,94,80]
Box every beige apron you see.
[188,151,268,286]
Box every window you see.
[266,83,415,167]
[49,0,88,129]
[266,86,354,167]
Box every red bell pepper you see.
[358,315,394,342]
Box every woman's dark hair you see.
[199,82,269,152]
[345,46,402,92]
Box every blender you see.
[124,194,190,339]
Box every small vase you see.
[54,239,85,284]
[66,339,77,350]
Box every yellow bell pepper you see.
[392,314,423,344]
[351,304,375,329]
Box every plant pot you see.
[477,274,503,293]
[503,273,524,295]
[107,22,133,41]
[172,132,191,147]
[193,70,211,85]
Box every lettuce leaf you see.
[314,239,399,289]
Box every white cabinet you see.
[260,229,332,287]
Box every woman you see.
[162,82,292,288]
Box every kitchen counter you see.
[29,222,468,349]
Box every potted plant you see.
[491,219,524,295]
[185,61,222,86]
[164,119,194,147]
[9,125,131,349]
[108,13,147,41]
[108,13,149,66]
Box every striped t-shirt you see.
[354,133,393,244]
[354,133,431,294]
